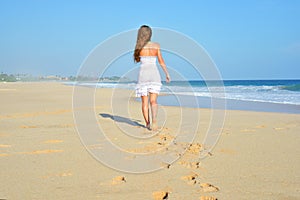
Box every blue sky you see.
[0,0,299,79]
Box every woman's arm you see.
[157,44,171,83]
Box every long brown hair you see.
[134,25,152,63]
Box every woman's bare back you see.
[139,42,167,71]
[139,42,159,57]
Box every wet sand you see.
[157,94,300,114]
[0,82,299,199]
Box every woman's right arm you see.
[157,44,170,83]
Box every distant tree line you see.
[0,73,17,82]
[0,73,130,82]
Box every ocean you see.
[71,79,300,114]
[161,79,300,105]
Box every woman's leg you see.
[141,96,150,129]
[149,92,158,130]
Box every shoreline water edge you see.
[66,79,300,114]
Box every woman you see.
[134,25,170,131]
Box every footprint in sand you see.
[152,191,168,200]
[200,183,219,192]
[158,133,175,142]
[111,176,126,185]
[160,162,171,169]
[99,176,127,186]
[178,160,201,169]
[181,173,219,192]
[186,143,202,155]
[181,173,200,185]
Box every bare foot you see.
[152,122,158,131]
[146,123,151,130]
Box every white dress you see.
[136,56,162,97]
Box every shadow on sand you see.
[99,113,145,128]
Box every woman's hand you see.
[166,74,171,83]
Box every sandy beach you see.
[1,82,300,200]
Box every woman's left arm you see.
[157,44,170,83]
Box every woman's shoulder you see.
[147,41,160,48]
